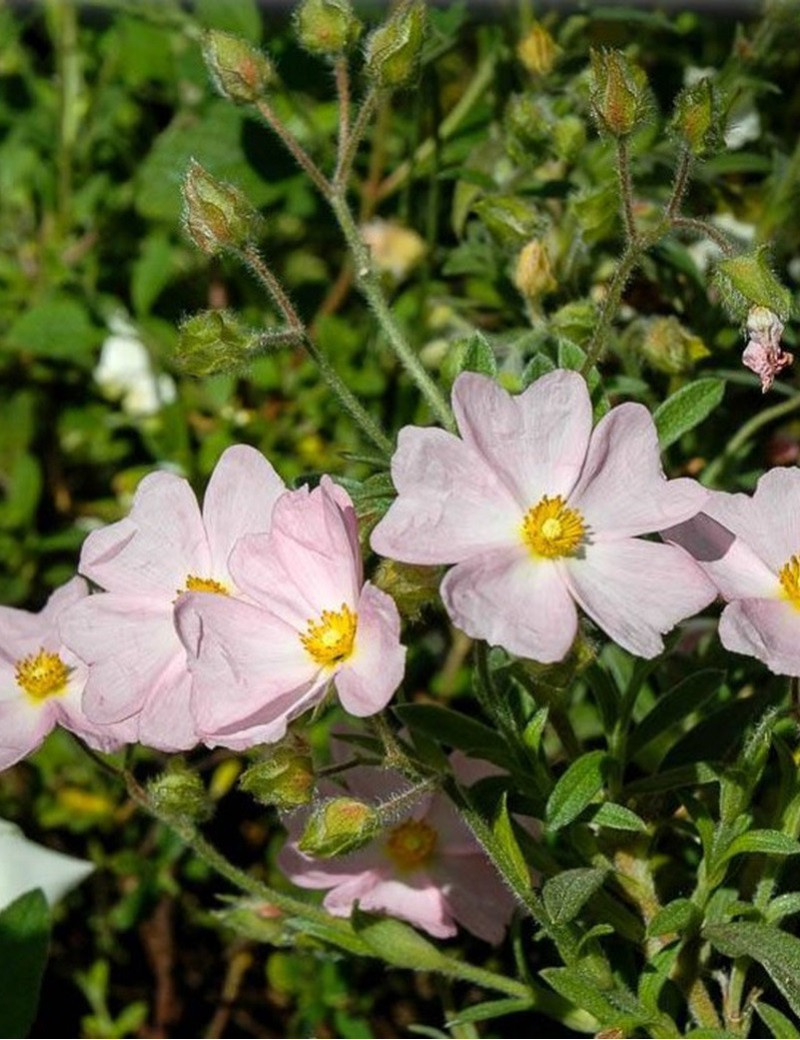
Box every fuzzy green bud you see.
[514,239,557,301]
[299,797,379,857]
[295,0,362,55]
[639,316,709,375]
[671,79,722,157]
[372,560,442,621]
[177,310,258,376]
[239,744,315,809]
[516,22,559,77]
[364,1,427,90]
[714,246,793,322]
[147,763,212,823]
[203,30,275,103]
[589,48,648,137]
[215,902,290,945]
[182,160,263,255]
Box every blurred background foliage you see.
[2,0,800,1035]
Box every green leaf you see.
[647,898,698,938]
[392,704,512,771]
[540,966,618,1025]
[629,670,726,757]
[446,997,533,1026]
[521,351,556,386]
[0,889,51,1038]
[492,794,530,894]
[546,751,609,831]
[588,802,648,832]
[6,298,101,365]
[624,762,721,796]
[653,379,725,450]
[756,1000,800,1039]
[194,0,262,40]
[662,690,775,770]
[132,233,178,317]
[0,453,42,529]
[352,912,449,971]
[721,829,800,863]
[705,922,800,1016]
[767,892,800,924]
[543,868,607,925]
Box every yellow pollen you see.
[182,575,229,596]
[522,494,586,559]
[779,554,800,608]
[15,648,70,703]
[385,819,438,871]
[300,603,357,667]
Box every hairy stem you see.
[255,98,331,196]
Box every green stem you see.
[51,0,81,235]
[616,136,638,246]
[329,192,455,431]
[665,146,693,219]
[335,86,378,189]
[255,98,331,196]
[701,391,800,487]
[334,56,351,178]
[581,242,640,374]
[669,215,737,257]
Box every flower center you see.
[521,495,586,559]
[779,553,800,608]
[182,575,229,595]
[385,819,437,870]
[15,649,70,703]
[300,604,357,667]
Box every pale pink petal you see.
[746,469,800,572]
[719,599,800,676]
[441,548,578,663]
[176,594,316,739]
[0,577,88,653]
[370,425,520,565]
[439,855,515,944]
[60,594,183,724]
[202,445,286,578]
[352,874,456,939]
[80,472,210,597]
[565,539,716,659]
[335,583,405,717]
[452,370,592,507]
[0,697,58,770]
[136,659,198,752]
[570,404,707,539]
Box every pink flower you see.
[371,371,715,662]
[278,755,516,943]
[664,467,800,676]
[175,478,405,749]
[59,446,287,751]
[0,578,124,771]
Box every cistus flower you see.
[278,756,517,943]
[0,818,94,910]
[0,578,125,771]
[741,306,793,393]
[664,468,800,676]
[59,446,287,752]
[371,371,715,663]
[175,477,405,749]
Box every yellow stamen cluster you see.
[521,494,586,559]
[301,603,357,667]
[182,575,230,595]
[15,648,70,703]
[779,554,800,608]
[385,819,438,870]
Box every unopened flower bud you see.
[182,160,263,255]
[742,306,793,393]
[514,239,557,301]
[671,78,721,157]
[714,247,793,324]
[364,1,427,90]
[299,797,379,857]
[373,560,442,621]
[361,219,426,281]
[640,316,709,375]
[589,49,648,137]
[516,22,559,77]
[176,310,259,376]
[147,763,212,823]
[203,30,275,103]
[295,0,362,55]
[240,743,315,809]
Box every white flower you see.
[0,819,93,911]
[94,315,177,417]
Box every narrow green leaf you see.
[756,1000,800,1039]
[541,966,625,1026]
[392,704,511,770]
[446,997,533,1026]
[767,892,800,924]
[543,868,607,925]
[0,889,51,1038]
[647,898,698,938]
[629,670,725,757]
[705,922,800,1016]
[653,378,725,449]
[588,802,648,832]
[662,691,775,770]
[546,751,609,831]
[492,794,530,893]
[624,762,721,796]
[352,912,448,971]
[722,829,800,863]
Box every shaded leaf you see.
[543,868,607,925]
[0,889,51,1038]
[546,751,609,830]
[653,379,725,450]
[705,922,800,1016]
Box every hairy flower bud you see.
[516,22,559,77]
[239,743,315,809]
[299,797,379,857]
[294,0,362,55]
[671,79,722,157]
[176,310,260,376]
[639,316,709,375]
[364,1,427,90]
[372,560,442,621]
[147,764,212,823]
[182,160,263,255]
[514,239,557,301]
[714,246,793,322]
[203,30,275,103]
[589,48,648,137]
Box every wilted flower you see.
[94,315,176,418]
[60,446,287,751]
[0,578,124,771]
[361,220,426,282]
[0,819,94,910]
[176,478,405,749]
[372,371,714,662]
[741,305,793,393]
